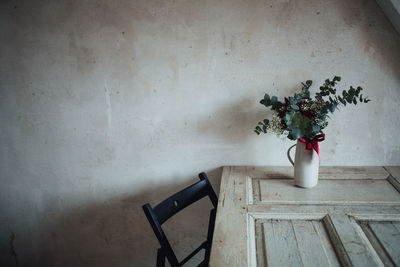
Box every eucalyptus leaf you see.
[349,87,355,96]
[312,125,321,132]
[291,128,302,139]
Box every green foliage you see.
[285,112,312,140]
[254,76,371,140]
[254,118,270,135]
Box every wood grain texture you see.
[255,218,342,267]
[328,215,384,267]
[368,222,400,265]
[262,220,303,267]
[360,222,396,267]
[209,166,248,267]
[312,220,341,267]
[235,166,389,180]
[292,220,340,267]
[385,166,400,181]
[255,220,266,267]
[209,166,400,267]
[385,166,400,192]
[257,179,400,205]
[248,204,400,218]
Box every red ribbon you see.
[298,134,325,160]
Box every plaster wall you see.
[1,0,400,266]
[376,0,400,34]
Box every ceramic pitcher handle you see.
[287,143,296,166]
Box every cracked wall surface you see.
[1,0,400,266]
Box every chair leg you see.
[204,208,217,263]
[157,248,166,267]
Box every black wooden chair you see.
[142,172,218,267]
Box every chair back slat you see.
[199,172,218,207]
[143,203,180,266]
[154,179,209,225]
[142,172,218,267]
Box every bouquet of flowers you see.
[254,76,370,145]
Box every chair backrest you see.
[143,172,218,266]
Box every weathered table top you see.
[209,166,400,267]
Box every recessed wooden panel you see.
[255,218,340,267]
[360,221,400,266]
[237,166,389,180]
[254,179,400,205]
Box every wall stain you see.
[363,40,375,55]
[10,232,18,267]
[221,29,226,47]
[229,36,235,50]
[168,56,180,88]
[68,32,95,74]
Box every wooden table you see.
[209,166,400,267]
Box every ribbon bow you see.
[298,134,325,160]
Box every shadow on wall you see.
[336,0,400,84]
[22,168,222,267]
[197,96,265,145]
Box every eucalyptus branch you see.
[255,76,371,140]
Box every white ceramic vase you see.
[287,140,319,188]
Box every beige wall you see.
[1,0,399,266]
